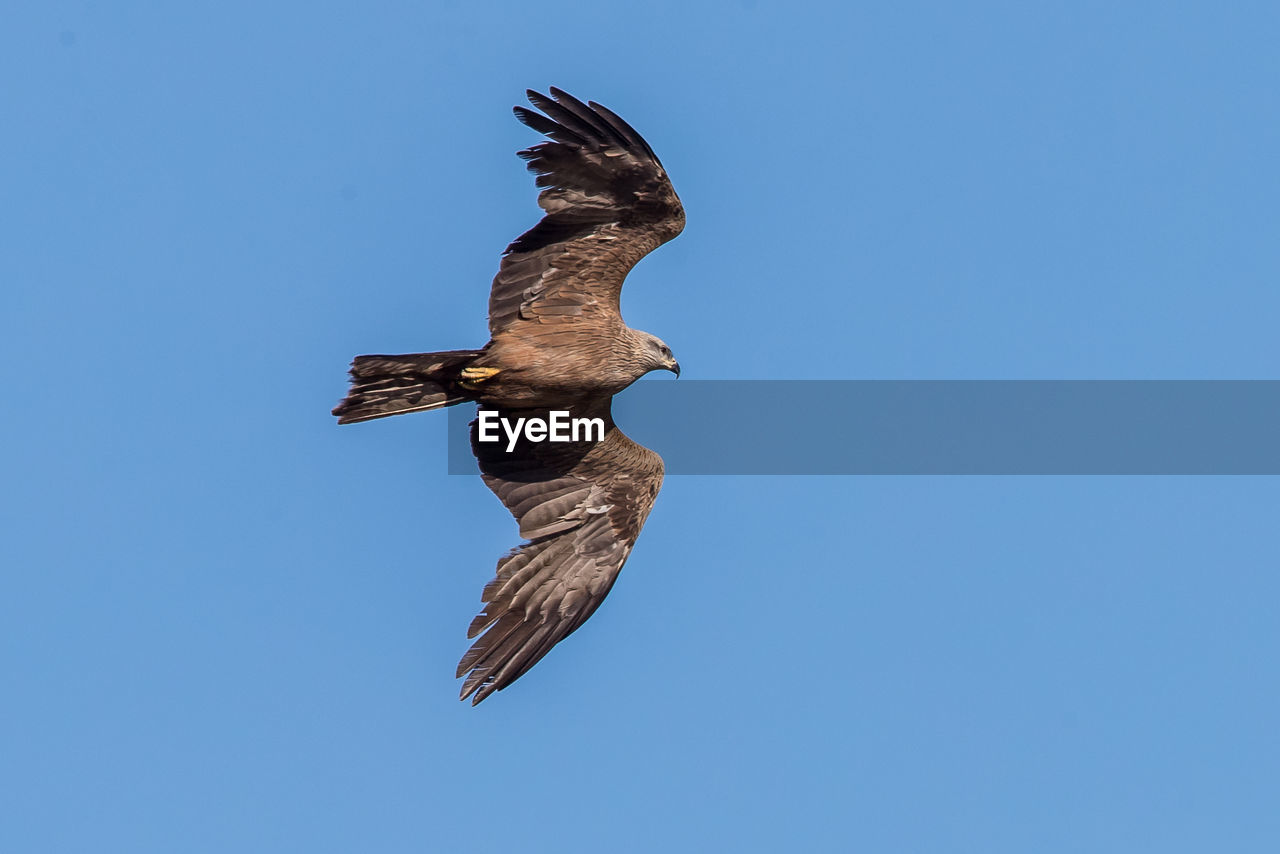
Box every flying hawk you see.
[333,88,684,704]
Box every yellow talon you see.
[460,366,501,383]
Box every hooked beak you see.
[669,360,681,378]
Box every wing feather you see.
[524,90,609,148]
[488,89,685,335]
[458,402,663,704]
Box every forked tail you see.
[332,350,483,424]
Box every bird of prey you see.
[333,88,684,704]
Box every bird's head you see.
[637,331,680,378]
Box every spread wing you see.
[487,88,685,335]
[458,401,664,704]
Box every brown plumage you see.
[332,88,684,704]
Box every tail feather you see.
[333,350,482,424]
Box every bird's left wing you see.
[458,402,664,704]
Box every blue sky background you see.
[4,1,1279,851]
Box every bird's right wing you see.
[487,88,685,335]
[458,401,664,704]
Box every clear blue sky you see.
[4,2,1279,851]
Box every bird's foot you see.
[460,366,501,388]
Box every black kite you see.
[333,89,684,704]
